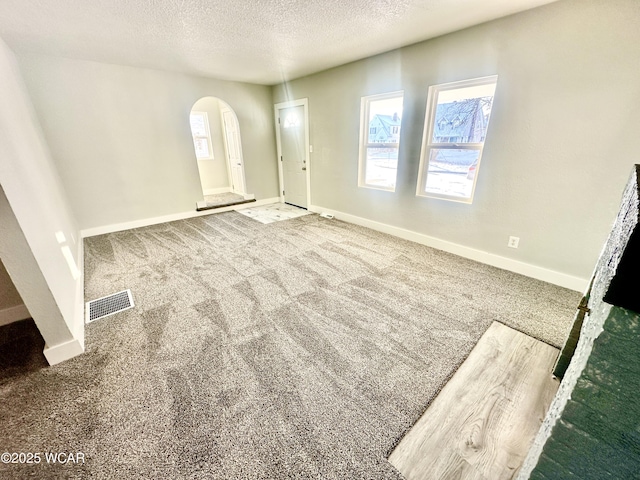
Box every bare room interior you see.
[1,0,639,478]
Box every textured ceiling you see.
[0,0,559,85]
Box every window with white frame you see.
[417,76,498,203]
[189,111,214,160]
[358,91,404,191]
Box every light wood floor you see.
[389,321,559,480]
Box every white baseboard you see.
[43,336,85,366]
[0,304,30,327]
[203,187,231,195]
[81,197,281,238]
[309,204,588,293]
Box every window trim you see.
[358,90,404,192]
[190,111,214,161]
[416,75,498,204]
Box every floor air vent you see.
[86,289,134,324]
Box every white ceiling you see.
[0,0,559,85]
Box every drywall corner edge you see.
[73,235,85,343]
[309,204,588,293]
[41,239,84,366]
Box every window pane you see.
[359,91,403,191]
[193,137,210,159]
[365,147,398,189]
[190,113,208,136]
[425,148,480,198]
[432,83,496,144]
[283,111,300,128]
[368,97,403,145]
[418,76,497,202]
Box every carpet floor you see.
[0,211,580,479]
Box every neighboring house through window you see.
[358,91,404,191]
[189,111,214,160]
[416,76,498,203]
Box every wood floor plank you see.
[388,321,559,480]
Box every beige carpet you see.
[0,211,579,479]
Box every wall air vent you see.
[86,289,134,323]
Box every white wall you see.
[16,55,279,230]
[0,37,84,363]
[191,97,231,194]
[273,0,640,284]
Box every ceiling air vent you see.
[86,289,134,323]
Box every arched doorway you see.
[189,97,250,209]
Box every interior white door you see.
[222,108,246,195]
[279,105,307,208]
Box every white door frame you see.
[220,104,247,195]
[274,98,310,208]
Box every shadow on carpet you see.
[0,319,47,384]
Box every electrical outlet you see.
[508,236,520,248]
